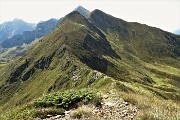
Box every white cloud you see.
[0,0,179,32]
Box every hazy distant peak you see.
[0,18,36,43]
[38,18,58,24]
[174,29,180,35]
[74,6,88,10]
[73,6,90,17]
[13,18,24,22]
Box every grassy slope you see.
[0,37,43,63]
[0,10,180,119]
[105,34,180,99]
[89,9,180,100]
[0,12,115,112]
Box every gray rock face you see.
[74,6,90,17]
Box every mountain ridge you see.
[0,7,180,119]
[89,9,180,61]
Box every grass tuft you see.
[70,106,92,119]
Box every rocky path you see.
[36,82,138,120]
[95,95,138,120]
[39,97,137,120]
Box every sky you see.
[0,0,180,32]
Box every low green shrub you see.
[1,90,102,120]
[34,89,101,109]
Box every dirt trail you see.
[35,82,138,120]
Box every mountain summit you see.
[73,6,90,17]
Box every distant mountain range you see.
[0,19,35,43]
[1,18,60,49]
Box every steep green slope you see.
[0,11,115,112]
[0,10,180,119]
[0,38,41,63]
[89,9,180,61]
[89,9,180,99]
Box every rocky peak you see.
[73,6,90,17]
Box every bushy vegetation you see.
[0,89,102,120]
[34,89,101,108]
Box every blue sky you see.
[0,0,179,32]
